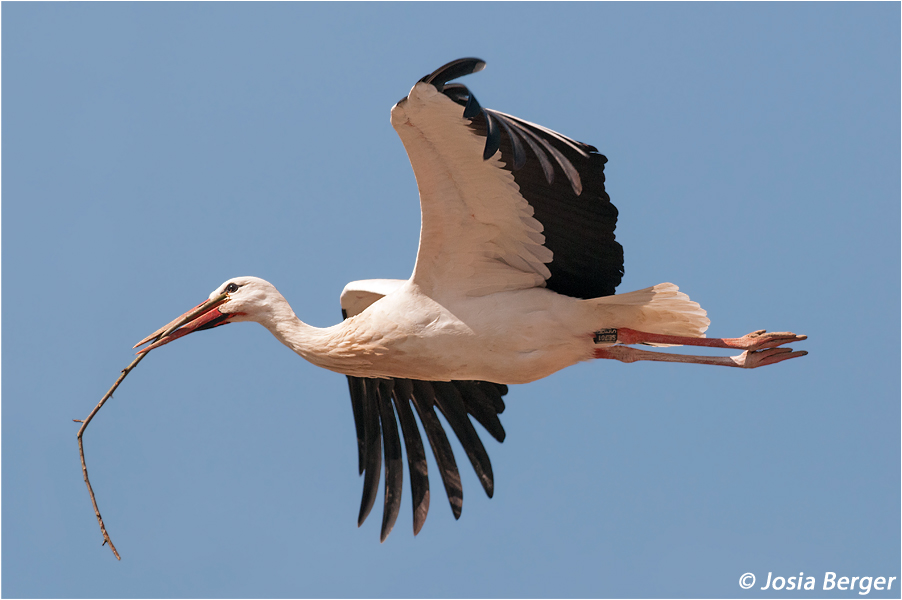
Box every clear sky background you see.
[3,3,899,598]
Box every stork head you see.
[134,276,288,353]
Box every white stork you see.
[134,58,806,541]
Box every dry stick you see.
[76,295,226,560]
[76,353,149,560]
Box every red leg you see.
[594,345,807,368]
[612,328,806,351]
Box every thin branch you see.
[76,353,149,560]
[77,299,221,560]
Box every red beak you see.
[134,292,233,354]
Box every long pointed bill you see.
[134,292,231,354]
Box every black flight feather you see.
[344,371,507,535]
[357,378,382,527]
[431,381,495,498]
[420,57,486,92]
[410,381,465,519]
[376,380,403,542]
[390,379,430,535]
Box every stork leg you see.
[610,328,806,351]
[594,345,807,369]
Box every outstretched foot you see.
[735,347,808,368]
[736,330,808,351]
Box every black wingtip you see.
[412,489,430,536]
[482,112,501,160]
[420,57,486,91]
[462,90,483,120]
[377,381,403,542]
[357,381,383,527]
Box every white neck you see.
[253,294,371,376]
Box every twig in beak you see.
[76,291,229,560]
[76,353,149,560]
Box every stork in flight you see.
[135,58,806,541]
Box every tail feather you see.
[589,283,710,342]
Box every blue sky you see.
[3,3,899,598]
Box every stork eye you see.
[225,283,240,293]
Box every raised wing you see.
[340,280,507,541]
[391,58,623,300]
